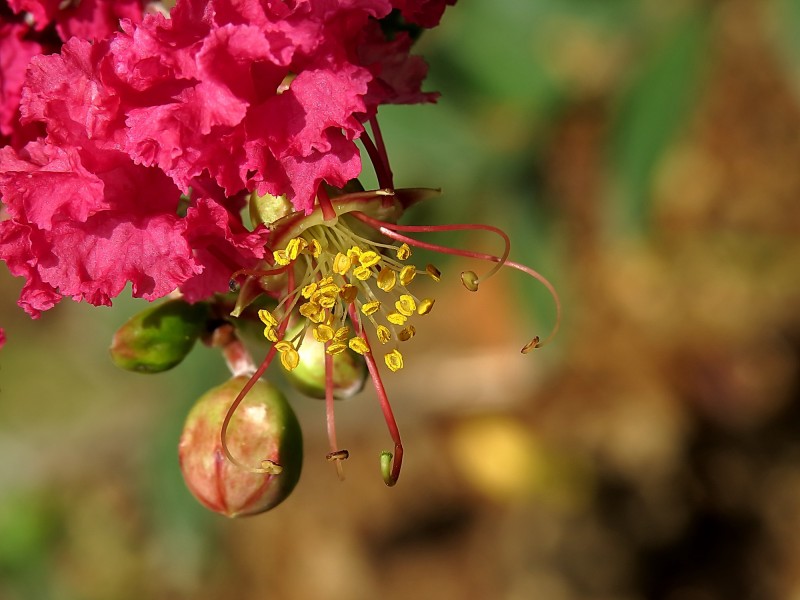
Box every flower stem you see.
[369,116,394,188]
[361,130,393,190]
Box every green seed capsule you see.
[282,325,367,400]
[178,376,302,517]
[109,299,209,373]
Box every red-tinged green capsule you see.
[109,299,209,373]
[178,376,302,517]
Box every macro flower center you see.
[258,216,439,374]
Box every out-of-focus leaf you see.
[610,9,711,231]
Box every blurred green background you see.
[3,0,800,598]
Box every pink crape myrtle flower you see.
[0,0,560,508]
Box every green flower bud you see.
[283,326,367,400]
[179,376,302,517]
[110,299,209,373]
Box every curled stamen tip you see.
[461,270,479,292]
[521,336,540,354]
[260,459,284,475]
[228,278,240,292]
[326,449,350,462]
[380,451,397,487]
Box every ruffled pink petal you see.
[179,197,270,302]
[0,23,43,139]
[0,142,107,229]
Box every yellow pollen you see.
[346,246,361,261]
[349,337,370,354]
[353,265,372,281]
[340,284,358,303]
[273,249,290,266]
[264,327,279,342]
[316,294,337,309]
[333,252,351,275]
[307,239,321,257]
[361,300,381,316]
[275,342,299,371]
[313,324,334,343]
[417,298,435,315]
[385,349,404,372]
[359,251,381,268]
[396,243,411,260]
[426,264,441,281]
[333,326,350,343]
[398,325,416,341]
[377,266,397,292]
[387,312,407,326]
[376,325,392,344]
[285,237,306,259]
[258,309,278,328]
[326,342,347,355]
[299,301,325,323]
[399,265,416,286]
[301,282,318,298]
[396,294,416,316]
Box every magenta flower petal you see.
[179,197,270,302]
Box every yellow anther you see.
[346,246,361,261]
[299,301,325,323]
[426,264,441,281]
[286,237,306,259]
[307,239,321,257]
[399,265,416,286]
[461,270,479,292]
[275,342,299,371]
[395,294,416,316]
[398,325,416,341]
[349,337,370,354]
[361,300,381,316]
[264,327,279,342]
[333,252,351,275]
[359,251,381,268]
[273,249,290,265]
[384,349,404,372]
[258,309,278,328]
[377,267,397,292]
[396,243,411,260]
[313,324,334,343]
[376,325,392,344]
[387,312,407,326]
[353,265,372,281]
[326,342,348,355]
[301,282,318,299]
[333,326,350,343]
[318,275,335,287]
[417,298,435,315]
[339,284,358,303]
[317,294,337,309]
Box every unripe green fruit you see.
[110,299,209,373]
[178,376,302,517]
[283,326,367,399]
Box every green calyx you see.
[109,299,210,373]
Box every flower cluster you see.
[0,0,453,338]
[1,0,559,511]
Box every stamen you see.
[349,305,404,486]
[349,211,561,350]
[324,349,346,481]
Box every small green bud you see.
[109,299,209,373]
[178,376,303,517]
[283,326,367,400]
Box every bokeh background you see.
[3,0,800,598]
